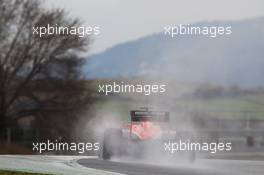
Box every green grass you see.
[0,170,51,175]
[175,95,264,119]
[93,93,264,120]
[90,79,264,120]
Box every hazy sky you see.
[46,0,264,55]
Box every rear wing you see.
[130,110,170,122]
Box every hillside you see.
[85,17,264,88]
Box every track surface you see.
[78,157,264,175]
[0,155,114,175]
[0,155,263,175]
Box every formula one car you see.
[100,107,195,162]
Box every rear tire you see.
[101,128,122,160]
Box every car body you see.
[100,107,195,162]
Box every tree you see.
[0,0,92,142]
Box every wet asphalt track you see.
[77,157,264,175]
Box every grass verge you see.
[0,170,51,175]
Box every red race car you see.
[100,107,195,162]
